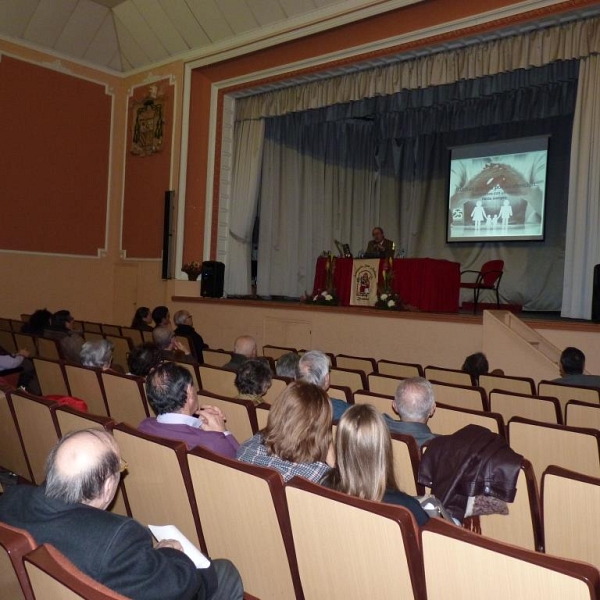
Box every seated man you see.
[152,305,171,328]
[553,346,600,387]
[385,377,437,447]
[173,310,206,363]
[153,325,194,363]
[222,335,257,372]
[44,309,85,364]
[140,362,239,458]
[365,226,395,258]
[296,350,349,421]
[0,428,243,600]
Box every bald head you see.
[45,429,121,509]
[233,335,257,359]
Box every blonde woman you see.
[322,403,429,526]
[236,380,333,482]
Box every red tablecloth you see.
[313,257,460,312]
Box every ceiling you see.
[0,0,422,74]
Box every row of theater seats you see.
[1,387,600,599]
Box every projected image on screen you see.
[447,137,548,242]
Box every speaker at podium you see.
[201,261,225,298]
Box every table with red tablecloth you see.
[312,257,460,312]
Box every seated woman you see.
[151,305,171,328]
[80,339,117,371]
[21,308,52,335]
[236,380,333,482]
[461,352,504,385]
[234,359,272,406]
[130,307,153,331]
[321,403,429,526]
[127,343,163,378]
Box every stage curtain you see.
[255,62,577,306]
[236,17,600,121]
[225,118,264,295]
[562,54,600,319]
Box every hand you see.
[199,404,225,419]
[17,348,30,358]
[155,539,184,552]
[199,410,227,433]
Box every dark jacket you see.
[417,424,522,522]
[174,324,206,363]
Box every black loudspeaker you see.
[161,190,175,279]
[592,264,600,322]
[201,261,225,298]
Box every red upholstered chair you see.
[460,259,504,313]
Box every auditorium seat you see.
[489,390,562,425]
[538,381,600,422]
[424,365,472,386]
[428,402,505,437]
[187,446,302,600]
[0,391,32,481]
[0,317,12,331]
[63,364,109,416]
[368,373,403,396]
[82,331,104,343]
[101,371,150,425]
[391,431,423,496]
[198,365,237,397]
[53,405,116,437]
[100,323,121,336]
[0,328,17,354]
[174,335,194,358]
[479,372,535,397]
[0,521,37,600]
[328,384,353,405]
[112,424,206,552]
[285,476,425,600]
[120,327,143,346]
[353,389,395,417]
[430,381,488,411]
[83,321,102,334]
[141,329,154,344]
[255,403,270,430]
[262,375,288,405]
[565,400,600,430]
[378,359,423,378]
[103,334,133,373]
[196,390,258,442]
[13,333,37,357]
[508,417,600,481]
[36,337,61,361]
[421,517,599,599]
[335,354,377,375]
[543,466,600,569]
[24,544,129,600]
[32,357,69,397]
[262,344,297,359]
[329,367,368,393]
[202,349,233,368]
[175,360,201,392]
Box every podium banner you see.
[350,259,379,306]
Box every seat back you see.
[196,391,258,441]
[141,329,154,344]
[354,390,395,417]
[421,517,599,600]
[255,403,270,430]
[53,405,116,436]
[0,391,31,480]
[430,381,487,411]
[24,544,129,599]
[286,477,425,600]
[198,365,236,397]
[424,366,472,386]
[0,522,37,600]
[63,364,108,416]
[112,425,204,551]
[335,354,377,375]
[368,373,403,396]
[480,259,504,287]
[329,367,367,393]
[391,432,422,496]
[262,345,297,359]
[103,335,132,373]
[101,371,149,425]
[0,317,12,330]
[202,349,233,368]
[543,466,600,568]
[508,417,600,481]
[174,335,193,358]
[13,333,37,357]
[479,373,535,396]
[36,337,61,361]
[175,360,201,392]
[538,381,600,421]
[187,447,302,599]
[0,329,16,354]
[489,390,561,425]
[82,331,104,343]
[478,459,542,551]
[83,322,102,334]
[32,357,68,397]
[262,376,289,405]
[428,402,504,437]
[378,359,423,378]
[566,400,600,430]
[101,324,121,336]
[328,384,353,405]
[120,327,144,346]
[9,391,59,484]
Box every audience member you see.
[461,352,489,385]
[80,339,115,370]
[296,350,349,420]
[44,309,85,364]
[235,359,272,406]
[140,362,239,457]
[127,343,163,377]
[21,308,52,335]
[321,403,429,526]
[0,347,41,394]
[222,335,257,372]
[131,306,153,331]
[152,306,171,328]
[384,377,437,447]
[553,346,600,387]
[0,428,243,600]
[173,310,206,363]
[236,380,333,482]
[153,325,193,362]
[275,352,300,378]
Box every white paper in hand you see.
[149,524,210,568]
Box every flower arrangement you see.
[304,253,339,305]
[182,261,203,280]
[374,256,410,310]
